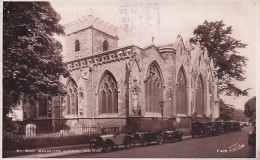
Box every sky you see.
[51,0,258,110]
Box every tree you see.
[230,109,248,122]
[219,99,234,121]
[244,96,256,122]
[190,20,248,96]
[3,2,69,130]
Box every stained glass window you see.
[98,72,118,114]
[177,67,187,114]
[145,63,162,113]
[67,79,78,115]
[195,75,204,115]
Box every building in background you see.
[22,15,219,134]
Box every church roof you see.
[158,43,178,50]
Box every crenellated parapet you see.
[64,14,118,37]
[66,45,141,71]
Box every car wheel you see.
[156,135,163,145]
[141,138,148,147]
[124,139,132,149]
[103,141,113,152]
[89,143,97,150]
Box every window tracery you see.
[145,63,162,113]
[177,67,187,114]
[98,72,118,114]
[67,79,78,115]
[195,75,204,115]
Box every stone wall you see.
[64,19,118,62]
[64,28,92,62]
[23,15,219,132]
[58,39,218,130]
[92,29,118,55]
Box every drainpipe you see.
[91,67,94,126]
[59,96,62,130]
[91,25,94,126]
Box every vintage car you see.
[132,130,163,147]
[222,121,241,133]
[89,127,133,152]
[162,129,183,142]
[229,122,235,131]
[222,121,231,133]
[229,122,236,131]
[240,122,249,128]
[248,122,256,146]
[233,121,241,131]
[206,122,220,136]
[191,122,213,137]
[213,121,225,135]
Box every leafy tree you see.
[219,99,234,121]
[3,2,69,130]
[190,20,248,96]
[230,108,248,122]
[244,96,256,122]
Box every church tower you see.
[64,15,118,62]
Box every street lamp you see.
[159,100,165,131]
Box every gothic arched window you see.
[38,96,47,117]
[67,79,78,115]
[177,67,187,114]
[195,75,204,115]
[75,40,80,52]
[98,72,118,114]
[102,40,108,51]
[145,63,162,113]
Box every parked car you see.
[207,122,221,136]
[162,129,183,142]
[229,121,237,131]
[222,121,231,133]
[89,127,133,152]
[240,121,249,127]
[132,130,163,147]
[248,122,256,146]
[213,121,225,134]
[223,121,241,132]
[233,121,241,131]
[191,122,212,137]
[240,122,246,128]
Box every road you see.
[57,126,256,158]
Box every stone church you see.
[22,15,219,133]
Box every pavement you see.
[3,135,193,158]
[3,143,90,158]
